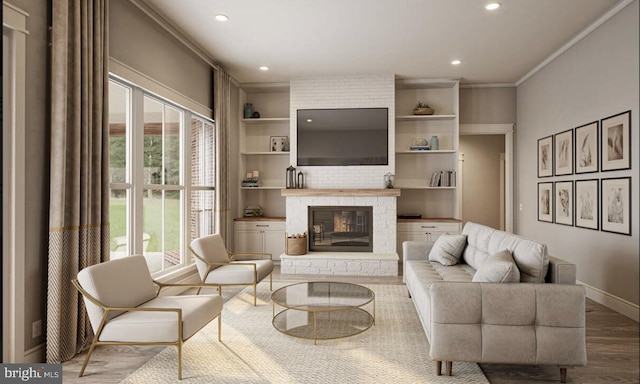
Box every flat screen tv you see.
[297,108,388,166]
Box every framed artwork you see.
[554,129,573,176]
[270,136,289,152]
[537,136,553,177]
[575,179,599,230]
[601,177,631,235]
[554,181,573,226]
[537,182,553,223]
[601,110,631,171]
[574,121,598,174]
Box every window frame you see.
[108,75,216,277]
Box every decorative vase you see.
[243,103,253,119]
[430,135,439,150]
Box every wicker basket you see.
[285,232,307,255]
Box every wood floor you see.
[62,266,639,383]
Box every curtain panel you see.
[214,69,232,244]
[47,0,110,363]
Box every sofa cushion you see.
[472,249,520,283]
[462,222,549,283]
[428,234,467,266]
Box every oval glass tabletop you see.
[271,281,375,343]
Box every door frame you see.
[459,124,515,232]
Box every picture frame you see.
[270,136,289,152]
[537,136,553,177]
[554,129,573,176]
[575,179,599,230]
[601,110,631,171]
[601,177,631,235]
[554,181,573,226]
[537,182,553,223]
[574,121,598,174]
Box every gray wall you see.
[460,87,516,124]
[110,0,213,110]
[460,135,505,229]
[8,0,50,352]
[517,1,639,310]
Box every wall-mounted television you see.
[296,108,388,166]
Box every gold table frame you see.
[271,281,375,344]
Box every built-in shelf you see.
[396,115,456,121]
[241,151,290,156]
[281,188,401,197]
[234,217,285,222]
[396,150,456,154]
[242,117,290,124]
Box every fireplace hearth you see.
[308,206,373,252]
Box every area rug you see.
[120,283,489,384]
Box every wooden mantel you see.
[281,188,401,197]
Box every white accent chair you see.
[189,234,274,306]
[73,255,223,380]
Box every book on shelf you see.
[241,177,261,187]
[429,170,456,187]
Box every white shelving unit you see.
[237,83,290,218]
[394,78,460,220]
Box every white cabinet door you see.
[264,230,285,261]
[235,230,263,254]
[397,221,462,260]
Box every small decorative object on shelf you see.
[251,111,260,118]
[410,138,430,151]
[297,171,305,189]
[243,103,254,118]
[430,135,439,150]
[384,172,395,189]
[286,165,297,189]
[243,205,264,217]
[413,101,434,115]
[285,232,308,255]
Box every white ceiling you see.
[141,0,622,85]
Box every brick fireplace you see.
[281,189,399,276]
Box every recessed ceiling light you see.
[485,2,501,11]
[451,60,462,65]
[259,66,269,71]
[306,119,313,123]
[215,14,229,22]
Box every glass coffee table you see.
[271,281,375,344]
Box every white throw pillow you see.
[472,249,520,283]
[428,234,467,266]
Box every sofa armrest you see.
[402,241,434,282]
[403,241,433,261]
[546,255,577,284]
[429,282,586,366]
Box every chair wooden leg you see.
[218,314,222,342]
[560,367,567,383]
[269,273,273,291]
[177,343,182,380]
[254,283,257,306]
[435,361,442,376]
[446,361,453,376]
[78,342,97,377]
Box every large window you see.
[108,78,216,275]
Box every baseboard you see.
[24,343,45,363]
[578,280,639,322]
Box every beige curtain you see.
[47,0,110,363]
[215,68,233,244]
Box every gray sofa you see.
[403,222,586,383]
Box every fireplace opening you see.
[308,206,373,252]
